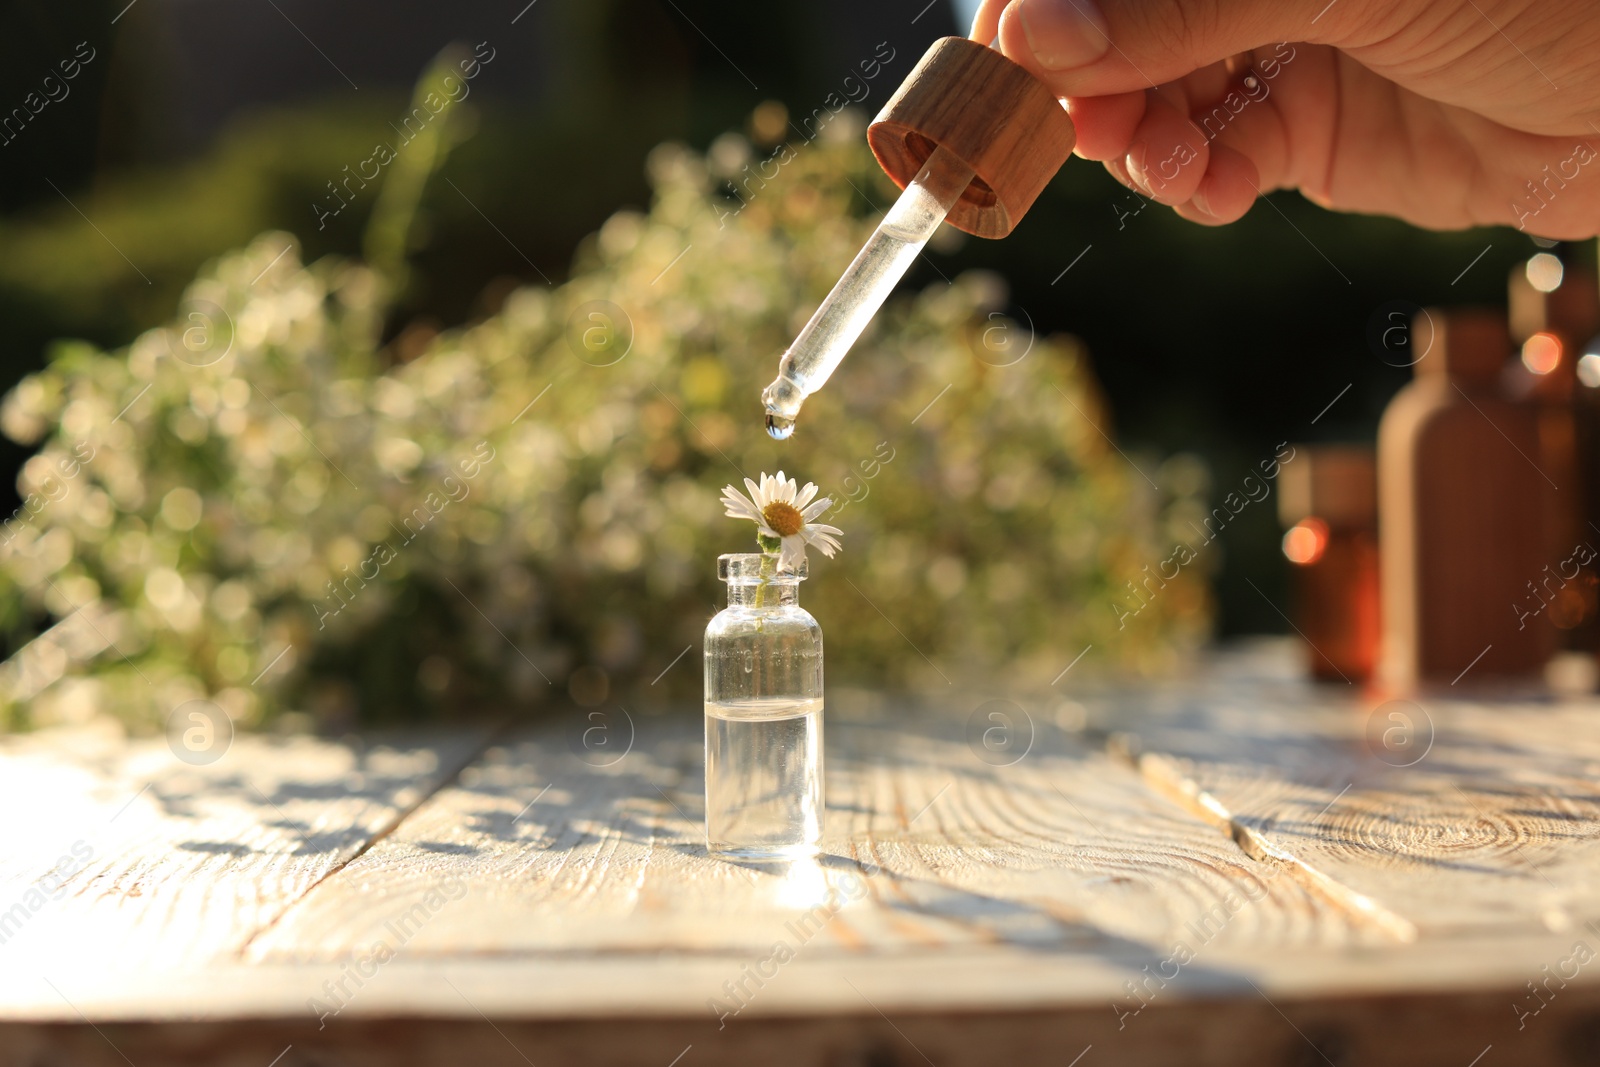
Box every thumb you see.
[989,0,1333,96]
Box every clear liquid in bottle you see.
[704,696,823,858]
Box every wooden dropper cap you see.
[867,37,1076,239]
[1413,308,1508,386]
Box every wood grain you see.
[1099,647,1600,938]
[249,707,1374,965]
[0,722,490,987]
[868,36,1076,238]
[5,645,1600,1067]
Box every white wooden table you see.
[2,642,1597,1066]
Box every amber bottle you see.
[1279,446,1379,683]
[1508,255,1600,641]
[1378,308,1553,687]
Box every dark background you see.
[0,0,1573,635]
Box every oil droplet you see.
[765,413,795,441]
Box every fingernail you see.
[1017,0,1112,71]
[1190,186,1214,217]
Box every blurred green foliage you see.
[0,0,1563,642]
[0,111,1210,732]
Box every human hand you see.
[969,0,1600,236]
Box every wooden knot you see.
[867,37,1076,239]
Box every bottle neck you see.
[725,580,801,608]
[717,552,805,608]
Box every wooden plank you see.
[0,678,1597,1054]
[0,722,490,975]
[3,969,1600,1067]
[248,706,1379,967]
[4,931,1600,1021]
[1102,642,1600,939]
[6,649,1600,1051]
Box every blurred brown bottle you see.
[1378,308,1554,687]
[1508,252,1600,643]
[1279,446,1379,683]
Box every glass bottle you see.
[1509,252,1600,644]
[704,553,824,858]
[1278,445,1380,683]
[1377,308,1550,685]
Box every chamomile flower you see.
[721,470,843,572]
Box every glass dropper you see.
[761,144,975,440]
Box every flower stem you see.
[754,551,776,611]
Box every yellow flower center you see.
[762,500,804,538]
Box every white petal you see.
[721,484,761,519]
[744,477,765,507]
[777,534,808,572]
[801,521,842,551]
[805,530,841,557]
[800,497,833,521]
[795,482,819,509]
